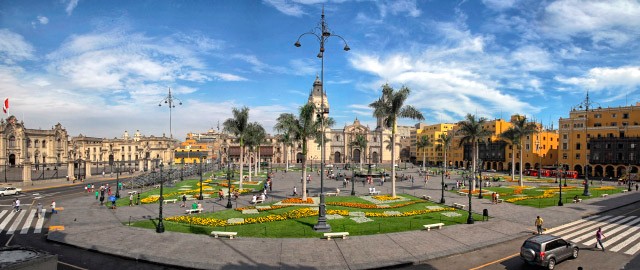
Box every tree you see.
[244,122,266,179]
[456,114,491,191]
[274,103,334,200]
[369,84,424,197]
[416,135,432,169]
[275,115,296,171]
[499,128,519,183]
[511,115,539,186]
[223,107,249,189]
[349,134,368,171]
[436,132,454,171]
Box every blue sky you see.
[1,0,640,140]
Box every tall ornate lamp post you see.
[574,91,597,196]
[440,163,446,204]
[467,165,474,224]
[628,164,633,192]
[199,156,204,200]
[295,7,350,232]
[226,161,233,209]
[478,160,484,199]
[158,88,182,140]
[156,162,165,233]
[558,164,564,206]
[351,165,356,196]
[115,161,121,199]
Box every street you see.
[404,201,640,270]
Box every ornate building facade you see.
[1,115,70,168]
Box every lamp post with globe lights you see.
[294,7,350,232]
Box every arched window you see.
[42,140,46,148]
[9,136,16,147]
[27,139,32,148]
[35,140,40,148]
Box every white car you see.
[0,187,22,196]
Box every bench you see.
[154,184,160,188]
[453,203,466,209]
[369,191,381,195]
[251,199,264,204]
[323,232,349,240]
[326,192,339,196]
[421,195,431,201]
[622,190,628,193]
[210,231,237,239]
[186,208,203,214]
[422,222,445,231]
[163,199,177,204]
[458,192,467,196]
[601,194,608,197]
[497,199,504,203]
[573,198,582,203]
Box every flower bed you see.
[326,201,419,209]
[372,195,401,201]
[281,197,314,204]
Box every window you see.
[594,123,602,127]
[611,122,618,126]
[623,113,629,119]
[594,114,602,118]
[576,153,581,160]
[42,140,46,148]
[563,153,568,159]
[563,134,568,140]
[631,153,635,161]
[632,144,636,149]
[576,143,581,150]
[593,153,599,160]
[623,122,628,126]
[618,143,624,149]
[612,113,617,118]
[525,144,530,150]
[34,140,39,148]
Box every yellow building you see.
[559,101,640,178]
[174,132,212,164]
[411,123,456,166]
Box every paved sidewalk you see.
[45,169,640,269]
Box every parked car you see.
[0,186,22,196]
[520,234,579,270]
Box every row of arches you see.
[450,160,638,179]
[290,150,381,164]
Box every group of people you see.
[11,198,54,218]
[491,192,500,204]
[535,216,606,251]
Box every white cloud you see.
[0,29,35,64]
[210,72,248,81]
[263,0,305,17]
[64,0,79,16]
[556,66,640,92]
[482,0,517,10]
[511,45,556,71]
[38,16,49,24]
[378,0,422,18]
[540,0,640,47]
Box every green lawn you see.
[128,195,484,238]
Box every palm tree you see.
[436,132,454,171]
[499,128,519,184]
[511,115,539,186]
[245,122,266,179]
[223,107,249,189]
[457,114,491,191]
[349,134,368,171]
[275,114,296,171]
[416,135,432,169]
[275,103,333,200]
[369,84,424,197]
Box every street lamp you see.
[116,161,121,199]
[440,163,446,204]
[350,166,356,196]
[295,7,350,233]
[156,162,165,233]
[466,171,474,224]
[158,88,182,140]
[199,156,203,200]
[181,159,184,181]
[574,91,597,196]
[478,160,483,199]
[558,164,564,206]
[226,161,233,209]
[536,139,541,179]
[628,164,633,192]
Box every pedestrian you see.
[109,195,117,209]
[182,194,187,207]
[535,216,544,234]
[91,184,95,192]
[636,183,638,191]
[11,199,16,212]
[293,186,297,196]
[36,203,43,218]
[95,190,99,200]
[15,198,20,212]
[595,227,605,251]
[51,201,57,214]
[84,185,88,193]
[269,179,273,192]
[99,195,105,206]
[129,193,134,206]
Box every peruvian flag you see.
[2,98,8,114]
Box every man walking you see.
[535,216,544,234]
[595,227,606,251]
[15,198,20,212]
[36,203,43,218]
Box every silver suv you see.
[520,235,579,270]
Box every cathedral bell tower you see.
[307,75,330,122]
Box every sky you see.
[1,0,640,140]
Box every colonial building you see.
[559,100,640,178]
[1,115,70,167]
[411,123,456,166]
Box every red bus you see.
[525,169,553,177]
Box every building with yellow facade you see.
[559,101,640,178]
[411,123,456,166]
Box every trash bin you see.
[483,209,489,221]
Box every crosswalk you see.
[0,209,47,235]
[546,215,640,255]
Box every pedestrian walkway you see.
[0,208,47,235]
[545,214,640,255]
[42,167,640,269]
